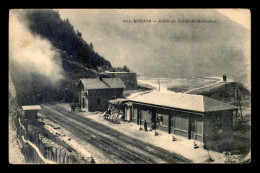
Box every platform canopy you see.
[108,98,128,105]
[22,105,41,111]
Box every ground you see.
[9,113,25,164]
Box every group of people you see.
[143,120,159,136]
[144,119,157,131]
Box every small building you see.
[125,91,237,147]
[21,105,41,121]
[105,72,138,90]
[223,75,227,81]
[76,77,126,112]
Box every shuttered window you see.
[133,107,138,119]
[174,116,188,130]
[142,110,151,123]
[162,114,168,126]
[97,98,101,105]
[196,120,203,134]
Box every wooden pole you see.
[47,147,50,160]
[63,150,65,164]
[59,148,61,164]
[158,79,160,91]
[55,148,58,163]
[24,144,27,163]
[65,151,68,164]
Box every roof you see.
[106,72,136,74]
[127,91,237,113]
[108,98,128,105]
[79,78,126,90]
[22,105,41,111]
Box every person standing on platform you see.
[144,120,148,132]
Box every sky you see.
[57,9,250,89]
[216,9,250,30]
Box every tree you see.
[76,30,82,38]
[122,65,130,72]
[90,42,94,50]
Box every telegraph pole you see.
[235,86,243,122]
[158,79,160,91]
[73,81,75,105]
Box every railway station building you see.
[76,77,126,112]
[124,91,238,148]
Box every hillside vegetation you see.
[189,82,250,109]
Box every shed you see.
[22,105,41,120]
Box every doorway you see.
[152,110,156,129]
[82,97,85,108]
[188,118,195,139]
[137,109,141,125]
[126,106,131,121]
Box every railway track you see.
[40,104,192,163]
[51,105,192,163]
[40,108,153,163]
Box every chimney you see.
[99,76,102,81]
[223,75,227,81]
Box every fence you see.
[14,114,82,164]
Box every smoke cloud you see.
[9,10,65,94]
[9,10,66,105]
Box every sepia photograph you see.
[8,9,251,164]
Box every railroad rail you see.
[40,108,152,163]
[40,104,192,163]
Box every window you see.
[215,115,223,131]
[216,115,221,125]
[97,98,101,105]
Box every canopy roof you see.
[127,91,237,113]
[108,98,128,105]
